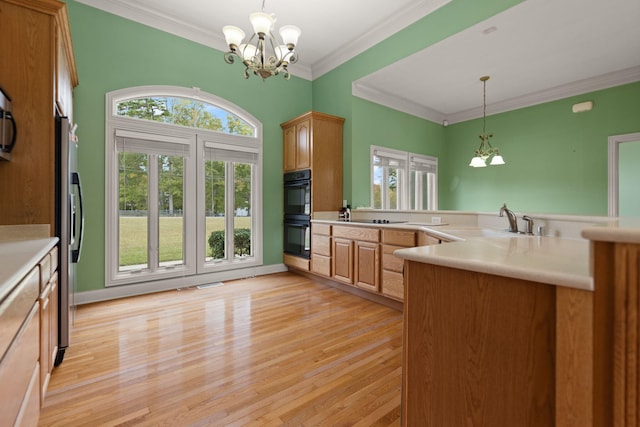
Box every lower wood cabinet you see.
[0,241,60,427]
[39,246,58,405]
[332,238,354,284]
[311,224,332,277]
[332,226,380,288]
[0,292,40,427]
[354,241,379,292]
[381,245,405,300]
[303,223,447,304]
[381,229,417,301]
[402,260,556,426]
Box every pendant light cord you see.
[482,78,487,135]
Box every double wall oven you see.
[283,169,311,259]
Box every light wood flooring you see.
[38,272,403,426]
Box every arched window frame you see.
[105,85,263,288]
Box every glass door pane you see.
[205,159,226,261]
[233,163,252,258]
[118,152,149,272]
[158,155,185,267]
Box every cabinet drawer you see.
[0,303,40,427]
[418,232,443,246]
[382,270,404,301]
[382,245,405,273]
[0,267,39,360]
[333,226,379,243]
[312,223,331,236]
[284,254,310,271]
[382,229,416,246]
[311,234,331,256]
[311,254,332,277]
[15,361,40,427]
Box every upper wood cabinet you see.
[283,118,310,171]
[0,0,78,232]
[55,8,78,120]
[281,111,345,213]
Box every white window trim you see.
[105,86,263,287]
[371,145,438,211]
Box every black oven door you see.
[284,169,310,216]
[283,218,311,259]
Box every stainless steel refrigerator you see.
[54,115,83,366]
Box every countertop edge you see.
[396,247,593,291]
[0,238,59,303]
[581,226,640,244]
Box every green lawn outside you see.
[119,216,251,266]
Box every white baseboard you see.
[75,263,289,305]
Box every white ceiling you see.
[76,0,640,123]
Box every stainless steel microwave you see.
[0,88,16,161]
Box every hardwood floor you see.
[38,272,403,426]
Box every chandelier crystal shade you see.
[469,76,505,167]
[222,1,301,80]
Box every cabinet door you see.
[311,253,332,277]
[56,25,73,121]
[283,126,297,172]
[354,241,379,292]
[382,270,404,301]
[332,238,353,284]
[295,119,311,170]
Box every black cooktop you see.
[345,219,407,224]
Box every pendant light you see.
[469,76,505,167]
[222,0,301,80]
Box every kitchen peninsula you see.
[392,216,640,427]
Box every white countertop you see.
[314,219,593,291]
[0,238,58,302]
[581,217,640,244]
[395,236,592,291]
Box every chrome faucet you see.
[499,203,518,233]
[522,215,534,235]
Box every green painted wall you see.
[312,0,525,204]
[66,0,639,294]
[350,98,445,208]
[66,1,311,292]
[441,82,640,215]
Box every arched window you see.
[115,94,255,136]
[105,86,263,288]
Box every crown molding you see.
[76,0,449,82]
[445,66,640,124]
[311,0,451,79]
[352,82,446,123]
[354,66,640,125]
[76,0,224,49]
[75,0,315,80]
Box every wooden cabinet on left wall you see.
[0,0,78,231]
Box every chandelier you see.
[469,76,505,167]
[222,0,301,80]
